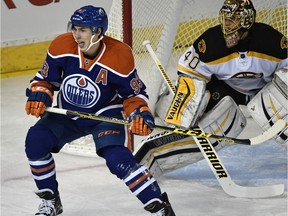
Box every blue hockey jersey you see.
[30,32,149,125]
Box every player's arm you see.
[25,51,62,118]
[115,70,153,136]
[113,44,155,136]
[122,73,154,136]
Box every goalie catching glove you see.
[25,81,54,118]
[128,106,154,136]
[247,69,288,145]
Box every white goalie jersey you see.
[142,22,287,179]
[177,23,287,96]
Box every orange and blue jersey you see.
[31,32,149,125]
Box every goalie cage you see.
[61,0,287,157]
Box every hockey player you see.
[25,5,175,216]
[139,0,287,176]
[171,0,287,142]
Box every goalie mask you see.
[219,0,256,48]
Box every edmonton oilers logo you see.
[62,74,100,108]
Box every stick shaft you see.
[143,40,176,94]
[45,107,248,144]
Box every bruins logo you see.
[198,39,206,53]
[280,36,287,49]
[231,72,263,79]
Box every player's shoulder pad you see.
[48,32,78,57]
[193,25,230,62]
[101,36,135,75]
[250,23,287,59]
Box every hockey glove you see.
[25,83,53,118]
[128,106,154,136]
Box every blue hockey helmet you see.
[70,5,108,36]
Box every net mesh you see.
[62,0,287,156]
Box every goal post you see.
[122,0,132,46]
[61,0,287,156]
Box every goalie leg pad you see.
[137,134,211,178]
[199,96,247,143]
[135,133,223,178]
[136,96,246,178]
[247,71,288,145]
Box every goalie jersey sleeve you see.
[177,23,288,95]
[30,33,149,123]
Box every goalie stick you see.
[142,40,285,198]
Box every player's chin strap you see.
[72,31,103,52]
[45,107,285,145]
[85,35,103,52]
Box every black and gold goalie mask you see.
[218,0,256,48]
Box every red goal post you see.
[61,0,287,156]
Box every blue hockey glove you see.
[128,106,154,136]
[25,84,53,118]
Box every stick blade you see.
[221,178,285,198]
[250,119,286,145]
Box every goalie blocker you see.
[247,69,288,145]
[164,75,209,129]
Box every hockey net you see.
[62,0,287,156]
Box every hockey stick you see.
[143,40,285,198]
[45,107,284,145]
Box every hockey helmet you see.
[69,5,108,36]
[218,0,256,47]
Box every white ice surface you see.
[1,75,287,216]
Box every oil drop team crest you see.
[62,74,100,108]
